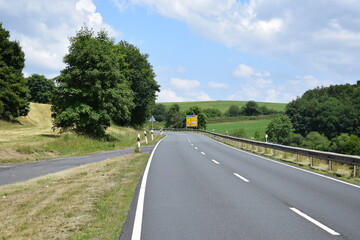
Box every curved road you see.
[0,146,153,187]
[127,132,360,240]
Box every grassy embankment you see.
[0,102,163,239]
[0,103,160,165]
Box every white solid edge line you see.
[201,152,206,155]
[195,147,198,150]
[216,140,360,190]
[290,207,340,235]
[212,159,220,165]
[131,137,165,240]
[233,173,250,182]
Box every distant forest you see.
[268,81,360,155]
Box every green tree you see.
[331,134,360,155]
[26,74,55,104]
[52,27,134,138]
[242,101,260,116]
[301,132,331,151]
[165,104,184,128]
[117,41,160,127]
[0,23,29,120]
[186,106,207,129]
[204,108,222,118]
[266,115,294,144]
[227,105,241,117]
[153,103,167,122]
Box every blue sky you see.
[1,0,359,103]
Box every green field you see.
[207,120,271,140]
[159,100,286,113]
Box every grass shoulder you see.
[0,153,149,239]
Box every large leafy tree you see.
[52,27,134,138]
[152,103,167,122]
[0,23,29,120]
[26,74,55,104]
[117,41,160,127]
[165,104,184,128]
[266,115,294,144]
[242,101,260,116]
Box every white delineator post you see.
[144,131,148,144]
[137,134,141,149]
[151,130,154,141]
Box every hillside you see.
[158,100,286,113]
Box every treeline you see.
[267,82,360,155]
[153,104,207,129]
[153,100,281,123]
[0,24,159,138]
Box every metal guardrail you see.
[156,128,360,177]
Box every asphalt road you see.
[0,146,153,187]
[127,132,360,240]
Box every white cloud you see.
[233,64,254,78]
[0,0,119,78]
[208,81,228,89]
[176,65,186,73]
[170,78,200,90]
[123,0,360,79]
[157,89,185,102]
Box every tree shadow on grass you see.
[40,134,61,138]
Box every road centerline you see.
[233,173,250,182]
[289,207,340,236]
[201,152,206,155]
[212,159,220,165]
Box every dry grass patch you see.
[0,153,148,240]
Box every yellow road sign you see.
[186,115,198,127]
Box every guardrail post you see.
[329,160,332,172]
[354,165,357,178]
[295,154,298,162]
[310,156,313,167]
[283,151,286,160]
[273,149,276,158]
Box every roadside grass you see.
[207,119,272,139]
[0,103,163,165]
[0,153,148,240]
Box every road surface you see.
[126,132,360,240]
[0,146,153,187]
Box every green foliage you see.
[227,105,241,117]
[26,74,55,104]
[266,115,294,144]
[52,27,134,138]
[0,23,29,120]
[230,128,246,138]
[204,108,222,118]
[242,101,260,116]
[330,134,360,155]
[152,103,167,122]
[301,132,331,151]
[117,41,160,127]
[286,83,360,138]
[186,106,207,129]
[165,104,184,128]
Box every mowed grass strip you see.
[0,153,148,240]
[207,119,271,139]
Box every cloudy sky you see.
[1,0,359,103]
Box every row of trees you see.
[152,100,281,122]
[225,101,281,117]
[161,104,207,129]
[0,24,160,138]
[266,83,360,155]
